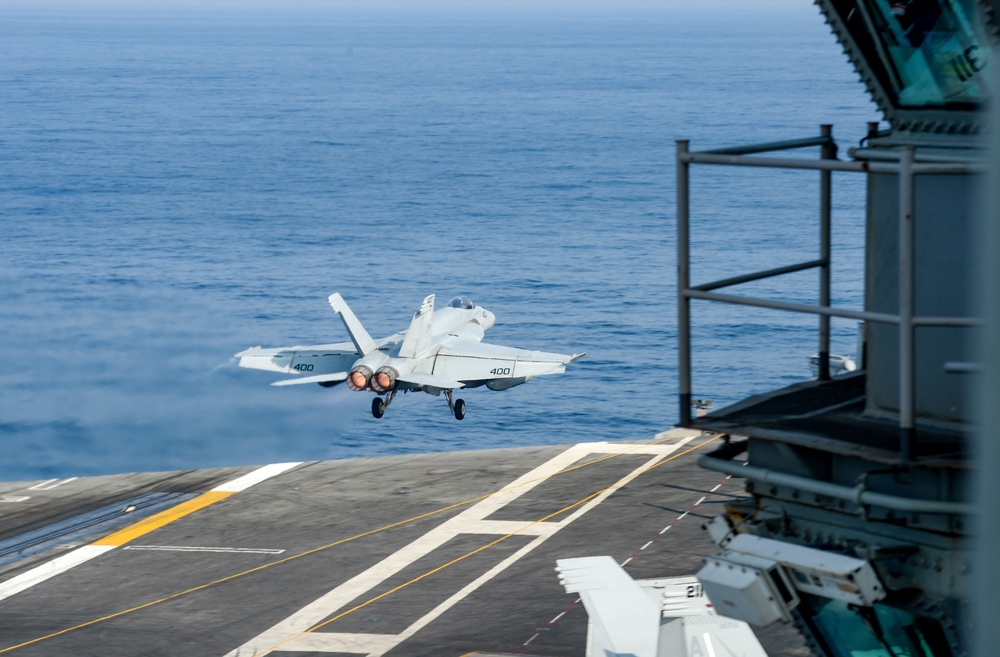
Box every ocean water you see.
[0,8,880,480]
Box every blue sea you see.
[0,7,879,480]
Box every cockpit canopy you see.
[448,296,475,310]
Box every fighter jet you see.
[236,293,585,420]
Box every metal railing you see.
[676,125,982,461]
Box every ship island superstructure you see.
[676,1,993,655]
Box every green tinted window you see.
[809,599,950,657]
[862,0,987,107]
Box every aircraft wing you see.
[432,341,585,384]
[271,372,349,387]
[235,342,358,376]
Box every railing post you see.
[819,125,833,380]
[678,139,692,425]
[899,146,916,461]
[867,121,881,142]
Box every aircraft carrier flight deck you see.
[0,430,808,656]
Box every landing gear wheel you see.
[371,390,397,418]
[454,398,466,421]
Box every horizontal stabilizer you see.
[433,343,585,382]
[398,372,465,390]
[272,372,348,387]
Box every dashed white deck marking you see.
[27,478,77,491]
[225,435,697,657]
[0,462,302,603]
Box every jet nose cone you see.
[479,309,496,330]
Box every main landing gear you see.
[444,389,466,421]
[370,388,466,420]
[371,390,397,418]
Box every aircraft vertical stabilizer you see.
[556,556,661,656]
[328,293,378,356]
[557,556,768,657]
[399,294,435,358]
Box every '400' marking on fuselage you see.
[489,367,511,376]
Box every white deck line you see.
[227,435,697,656]
[459,519,560,536]
[212,462,302,493]
[0,545,115,602]
[0,462,302,604]
[283,632,398,654]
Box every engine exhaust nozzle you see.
[371,366,398,393]
[347,366,374,392]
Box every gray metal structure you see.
[678,137,981,452]
[679,1,998,655]
[971,39,1000,657]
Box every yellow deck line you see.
[92,491,234,547]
